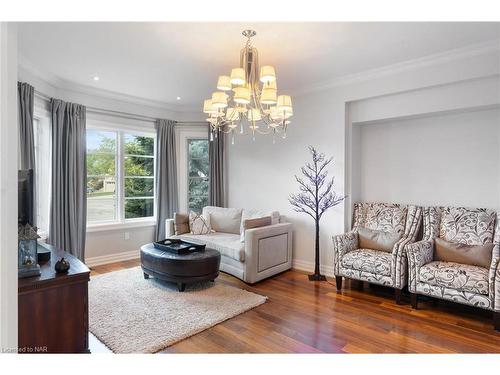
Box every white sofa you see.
[165,206,293,284]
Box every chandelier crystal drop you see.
[203,30,293,143]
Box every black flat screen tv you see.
[18,169,34,226]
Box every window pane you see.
[187,139,209,213]
[188,194,208,214]
[87,153,116,176]
[125,156,154,176]
[188,178,208,213]
[125,198,154,219]
[189,157,209,178]
[189,178,208,194]
[188,139,208,159]
[87,177,117,222]
[124,134,154,156]
[86,129,118,224]
[125,177,154,197]
[86,130,116,153]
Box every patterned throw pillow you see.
[189,212,212,235]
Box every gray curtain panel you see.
[155,119,178,240]
[49,99,87,261]
[18,82,35,170]
[18,82,36,224]
[208,128,225,207]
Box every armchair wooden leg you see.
[410,293,418,309]
[335,276,342,291]
[395,289,402,305]
[494,312,500,331]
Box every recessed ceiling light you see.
[176,96,181,100]
[92,76,100,81]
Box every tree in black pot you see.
[289,146,345,281]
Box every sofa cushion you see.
[419,261,489,295]
[242,209,280,225]
[434,238,493,269]
[358,227,401,253]
[341,249,392,277]
[202,206,242,234]
[439,207,496,246]
[175,232,245,262]
[174,212,190,235]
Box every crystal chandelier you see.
[203,30,293,144]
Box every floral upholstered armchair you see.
[406,206,500,330]
[332,202,422,304]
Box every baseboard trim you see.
[85,252,334,276]
[292,259,335,278]
[85,250,140,268]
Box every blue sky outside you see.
[86,130,116,152]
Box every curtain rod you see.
[34,90,207,125]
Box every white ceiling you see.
[18,22,500,110]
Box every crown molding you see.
[19,40,500,108]
[293,39,500,96]
[18,54,200,114]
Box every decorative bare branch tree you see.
[289,146,345,281]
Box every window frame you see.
[186,137,209,213]
[33,105,52,240]
[86,121,157,231]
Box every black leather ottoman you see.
[140,243,221,291]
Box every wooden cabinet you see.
[18,244,90,353]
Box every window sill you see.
[86,220,156,233]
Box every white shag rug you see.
[89,266,266,353]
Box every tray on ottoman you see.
[153,238,206,255]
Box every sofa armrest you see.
[406,239,434,292]
[391,233,420,288]
[244,223,293,248]
[489,245,500,310]
[332,231,358,274]
[165,218,175,238]
[244,223,293,283]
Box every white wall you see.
[85,225,156,266]
[227,42,500,276]
[0,22,18,352]
[356,108,500,209]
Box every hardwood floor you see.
[90,260,500,353]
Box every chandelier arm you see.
[253,127,272,135]
[251,83,283,129]
[250,84,274,128]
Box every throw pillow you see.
[240,216,272,242]
[434,237,493,269]
[174,212,190,235]
[189,212,212,235]
[358,227,402,253]
[202,206,242,234]
[240,209,280,236]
